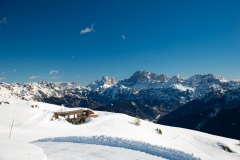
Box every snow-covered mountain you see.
[87,76,117,92]
[0,70,240,122]
[0,97,239,160]
[0,81,82,101]
[119,70,170,88]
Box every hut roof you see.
[54,109,86,116]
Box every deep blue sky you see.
[0,0,240,84]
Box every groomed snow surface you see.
[0,97,239,160]
[34,136,198,160]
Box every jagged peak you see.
[36,81,81,90]
[188,74,220,80]
[186,74,227,84]
[101,76,117,85]
[122,70,169,84]
[38,80,49,85]
[171,74,184,82]
[87,76,116,91]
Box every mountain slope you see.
[158,89,240,139]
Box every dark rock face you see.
[95,100,158,120]
[43,95,102,109]
[158,89,240,139]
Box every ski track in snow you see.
[34,136,200,160]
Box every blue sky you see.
[0,0,240,84]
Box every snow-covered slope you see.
[0,97,239,160]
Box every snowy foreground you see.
[0,98,239,160]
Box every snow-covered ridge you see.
[0,81,82,101]
[0,71,237,100]
[0,71,240,120]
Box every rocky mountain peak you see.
[171,75,184,82]
[87,76,116,91]
[185,74,227,87]
[120,71,169,86]
[57,82,81,90]
[101,76,117,86]
[38,80,49,85]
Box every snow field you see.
[0,97,239,160]
[34,142,165,160]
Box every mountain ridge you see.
[0,70,240,121]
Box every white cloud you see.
[0,77,6,81]
[80,24,95,35]
[1,69,17,75]
[2,17,7,24]
[0,17,7,24]
[49,70,58,75]
[121,34,126,40]
[29,75,59,80]
[29,76,39,80]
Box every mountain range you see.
[1,70,240,139]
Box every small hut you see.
[52,109,97,124]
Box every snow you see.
[34,142,165,160]
[34,136,198,160]
[0,97,240,160]
[172,84,193,92]
[1,138,47,160]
